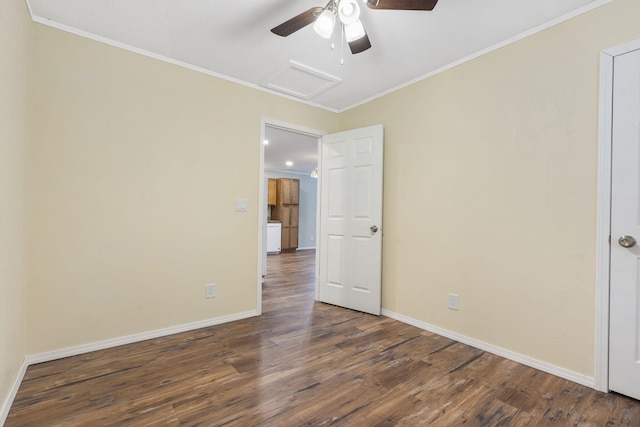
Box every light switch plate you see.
[205,284,216,299]
[448,293,459,311]
[235,199,247,212]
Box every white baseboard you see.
[296,247,316,251]
[381,309,595,389]
[27,310,258,365]
[0,358,29,426]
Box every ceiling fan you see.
[271,0,438,55]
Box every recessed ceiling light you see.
[263,139,269,145]
[286,161,293,166]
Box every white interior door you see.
[318,125,383,315]
[609,47,640,400]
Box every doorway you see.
[257,118,324,315]
[258,120,385,317]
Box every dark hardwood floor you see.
[6,250,640,426]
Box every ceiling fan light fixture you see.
[344,19,366,42]
[313,9,336,39]
[338,0,360,25]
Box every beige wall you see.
[25,24,338,354]
[340,0,640,376]
[0,0,29,412]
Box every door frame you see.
[257,118,325,315]
[595,37,640,392]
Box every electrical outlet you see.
[205,284,216,299]
[448,293,459,311]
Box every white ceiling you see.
[27,0,603,112]
[264,126,319,175]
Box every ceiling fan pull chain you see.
[331,21,337,50]
[340,23,345,65]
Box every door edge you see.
[594,49,614,393]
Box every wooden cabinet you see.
[277,178,299,205]
[278,205,299,250]
[279,205,299,227]
[267,178,277,206]
[272,178,300,251]
[282,226,298,252]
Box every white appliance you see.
[267,222,282,253]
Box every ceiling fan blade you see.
[271,7,323,37]
[366,0,438,11]
[348,32,372,55]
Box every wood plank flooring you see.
[6,250,640,426]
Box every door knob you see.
[370,225,378,233]
[618,235,637,248]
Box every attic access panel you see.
[261,60,342,100]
